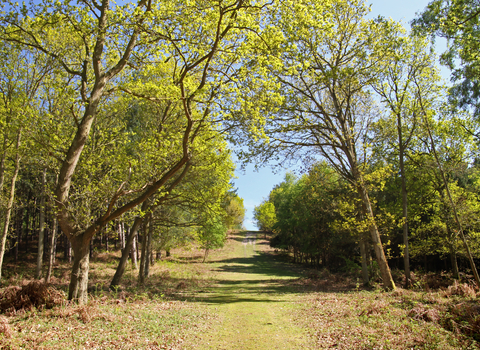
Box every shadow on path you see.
[187,232,315,304]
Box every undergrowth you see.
[0,233,479,349]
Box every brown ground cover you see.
[0,231,479,349]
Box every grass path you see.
[192,231,311,349]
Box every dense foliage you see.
[1,0,480,301]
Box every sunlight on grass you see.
[1,231,479,349]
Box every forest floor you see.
[0,231,479,349]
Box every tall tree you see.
[1,0,271,303]
[371,34,436,287]
[253,200,276,232]
[415,84,480,287]
[235,0,398,289]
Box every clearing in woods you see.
[1,231,475,349]
[192,231,311,349]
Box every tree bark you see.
[110,215,144,289]
[359,239,369,285]
[0,132,6,193]
[0,129,21,282]
[145,214,153,277]
[449,244,459,280]
[14,208,22,263]
[36,168,47,279]
[68,234,91,305]
[357,200,370,285]
[397,116,411,288]
[45,216,58,283]
[119,222,125,249]
[64,234,72,263]
[131,231,138,269]
[24,203,30,254]
[105,229,109,252]
[138,220,147,285]
[357,182,396,290]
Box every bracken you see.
[0,280,65,314]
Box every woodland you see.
[0,0,480,347]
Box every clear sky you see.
[232,0,442,231]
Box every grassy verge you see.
[0,241,219,349]
[296,289,479,349]
[1,296,215,349]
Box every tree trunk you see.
[119,222,125,249]
[110,215,144,289]
[36,168,47,279]
[138,220,148,285]
[105,229,109,252]
[357,182,396,290]
[450,245,459,279]
[0,129,21,281]
[68,234,91,305]
[357,201,369,285]
[150,250,155,266]
[131,231,138,270]
[24,203,30,254]
[145,215,153,277]
[398,127,411,288]
[14,208,21,263]
[45,216,58,283]
[64,234,72,263]
[0,133,6,194]
[52,230,57,264]
[359,239,369,285]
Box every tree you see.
[413,0,480,117]
[266,165,356,268]
[223,192,246,230]
[417,98,480,287]
[1,0,270,303]
[198,216,227,263]
[0,41,51,281]
[371,33,437,287]
[236,0,397,289]
[111,123,236,288]
[253,200,276,232]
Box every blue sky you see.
[232,0,444,231]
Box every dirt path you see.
[193,231,312,349]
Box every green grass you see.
[191,232,311,349]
